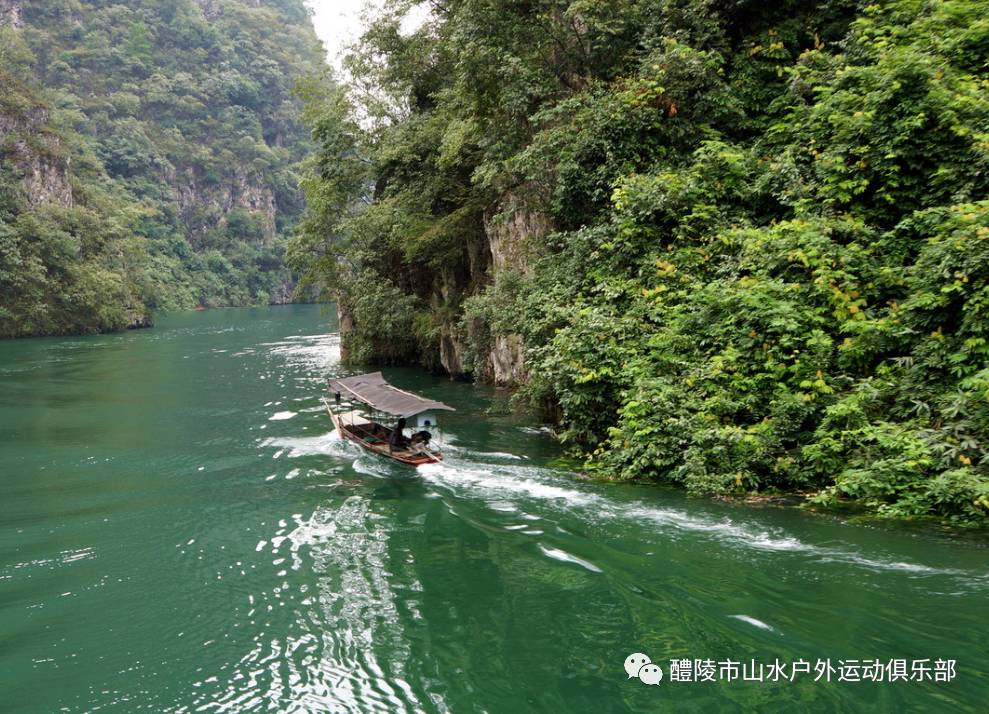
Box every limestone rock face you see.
[337,302,354,364]
[126,307,153,330]
[439,325,465,376]
[0,108,73,209]
[489,334,525,386]
[335,191,548,384]
[269,276,294,305]
[193,0,222,21]
[474,198,550,384]
[484,204,549,276]
[0,0,23,29]
[174,167,277,244]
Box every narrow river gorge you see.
[1,305,985,713]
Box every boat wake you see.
[417,457,987,587]
[197,497,439,713]
[263,333,341,375]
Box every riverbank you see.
[335,370,989,528]
[0,301,332,340]
[591,473,989,529]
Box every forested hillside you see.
[0,0,324,337]
[293,0,989,522]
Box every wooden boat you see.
[324,372,455,466]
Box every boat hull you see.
[330,411,443,466]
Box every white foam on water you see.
[351,454,394,479]
[266,333,341,372]
[624,504,810,553]
[820,553,963,575]
[419,460,803,555]
[484,451,527,460]
[2,547,97,576]
[456,449,527,462]
[61,548,95,564]
[418,462,602,507]
[538,545,603,573]
[517,425,555,435]
[417,457,974,581]
[615,503,978,578]
[219,499,441,714]
[263,432,345,459]
[269,411,297,421]
[730,615,777,632]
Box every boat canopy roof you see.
[328,372,456,418]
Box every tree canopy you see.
[294,0,989,523]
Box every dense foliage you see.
[0,0,323,337]
[294,0,989,523]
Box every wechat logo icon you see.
[624,653,663,685]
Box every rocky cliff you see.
[0,107,73,210]
[0,0,324,337]
[394,197,547,386]
[0,0,22,29]
[1,57,154,336]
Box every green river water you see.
[1,304,986,713]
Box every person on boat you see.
[389,418,410,450]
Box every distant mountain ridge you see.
[0,0,325,337]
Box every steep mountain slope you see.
[0,0,325,337]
